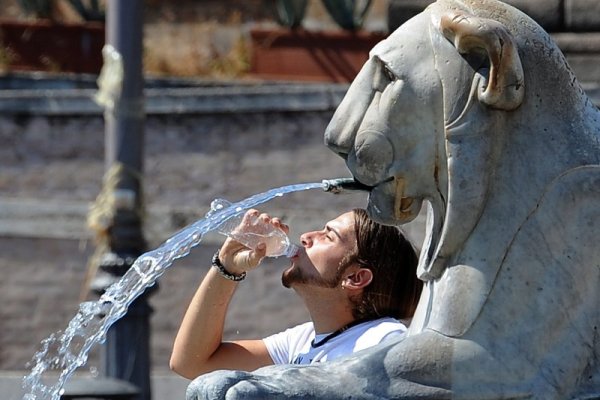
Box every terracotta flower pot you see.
[0,19,105,74]
[249,27,386,82]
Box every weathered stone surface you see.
[188,0,600,398]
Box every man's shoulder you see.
[263,321,315,365]
[362,317,407,330]
[264,321,314,343]
[352,317,407,350]
[286,321,315,336]
[379,316,407,328]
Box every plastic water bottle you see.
[210,199,300,258]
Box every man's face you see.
[282,211,357,289]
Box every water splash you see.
[22,182,324,400]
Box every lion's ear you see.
[439,12,524,110]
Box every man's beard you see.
[281,263,344,289]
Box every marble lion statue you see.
[187,0,600,398]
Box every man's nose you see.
[300,232,313,247]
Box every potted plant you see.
[250,0,386,82]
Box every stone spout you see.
[321,177,373,194]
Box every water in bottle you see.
[210,199,300,258]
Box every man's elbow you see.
[169,355,205,380]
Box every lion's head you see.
[324,0,600,281]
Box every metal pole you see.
[92,1,153,399]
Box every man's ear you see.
[343,268,373,290]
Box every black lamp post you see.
[89,1,153,399]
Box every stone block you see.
[565,0,600,31]
[388,0,563,32]
[387,0,435,32]
[553,32,600,53]
[564,53,600,83]
[553,33,600,84]
[502,0,562,31]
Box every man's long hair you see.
[345,208,422,320]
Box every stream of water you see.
[21,182,325,400]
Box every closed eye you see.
[325,227,334,240]
[383,64,397,83]
[372,56,398,91]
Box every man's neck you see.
[299,289,356,334]
[310,312,356,334]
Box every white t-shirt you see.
[263,317,406,365]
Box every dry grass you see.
[141,0,268,78]
[143,18,252,78]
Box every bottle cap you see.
[284,244,300,258]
